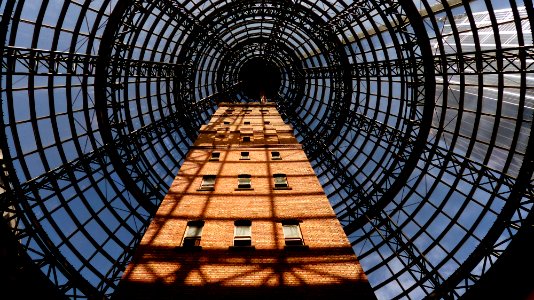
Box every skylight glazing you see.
[0,0,533,299]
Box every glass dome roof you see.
[0,0,533,299]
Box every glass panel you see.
[203,176,215,186]
[283,224,300,239]
[274,177,286,184]
[185,225,203,237]
[238,178,251,188]
[235,225,251,237]
[274,174,287,187]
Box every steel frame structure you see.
[0,0,533,299]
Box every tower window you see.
[244,121,251,125]
[271,151,281,160]
[224,121,230,125]
[264,121,270,125]
[282,221,303,246]
[240,151,250,160]
[200,175,216,190]
[182,221,204,248]
[242,136,251,142]
[210,152,220,161]
[237,174,252,189]
[234,220,252,247]
[273,173,288,188]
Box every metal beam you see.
[347,0,466,43]
[142,0,230,51]
[1,189,101,298]
[275,97,443,294]
[303,46,534,79]
[435,46,534,75]
[0,101,213,298]
[302,58,415,78]
[327,0,374,29]
[1,46,183,77]
[419,138,534,298]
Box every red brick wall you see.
[116,103,375,299]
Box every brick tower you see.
[117,103,375,299]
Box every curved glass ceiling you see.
[0,0,533,299]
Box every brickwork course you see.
[116,103,376,299]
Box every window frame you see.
[273,173,289,188]
[240,151,250,160]
[199,175,216,190]
[271,151,281,160]
[210,152,220,161]
[182,220,204,248]
[237,174,252,189]
[233,220,252,247]
[282,221,304,246]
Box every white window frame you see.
[210,152,220,161]
[200,175,216,190]
[240,151,250,160]
[233,220,252,247]
[282,221,304,246]
[237,174,252,189]
[182,221,204,247]
[273,173,288,188]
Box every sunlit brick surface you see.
[117,103,375,299]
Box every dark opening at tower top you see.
[239,57,281,100]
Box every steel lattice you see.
[0,0,533,299]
